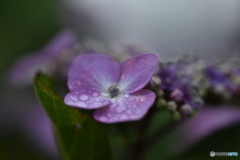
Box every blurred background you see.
[0,1,60,159]
[1,1,240,160]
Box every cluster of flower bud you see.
[148,56,240,120]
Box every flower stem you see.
[146,120,181,149]
[128,106,156,160]
[129,107,181,160]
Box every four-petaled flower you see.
[64,53,158,123]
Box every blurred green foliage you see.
[34,72,112,160]
[0,0,60,86]
[0,1,60,160]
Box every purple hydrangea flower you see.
[9,29,77,86]
[158,62,182,90]
[204,66,237,93]
[204,66,228,85]
[158,61,203,109]
[64,53,158,123]
[180,85,204,109]
[175,106,240,153]
[170,89,184,102]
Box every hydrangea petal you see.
[68,54,120,91]
[64,87,111,109]
[43,29,77,58]
[93,89,156,123]
[118,52,158,93]
[8,30,76,86]
[9,53,55,86]
[175,106,240,153]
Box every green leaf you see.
[34,72,112,160]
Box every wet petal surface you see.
[68,54,121,91]
[118,53,158,93]
[93,89,156,123]
[64,87,111,109]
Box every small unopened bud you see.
[180,104,193,116]
[157,89,164,97]
[152,76,161,85]
[233,76,240,85]
[147,76,162,89]
[192,97,205,108]
[213,84,226,94]
[170,89,183,102]
[156,99,167,108]
[166,101,177,111]
[172,111,181,121]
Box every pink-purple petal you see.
[8,29,76,86]
[68,54,121,91]
[171,106,240,154]
[118,52,159,93]
[8,53,55,86]
[181,106,240,146]
[93,89,156,123]
[43,29,77,58]
[64,87,111,109]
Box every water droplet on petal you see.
[110,98,117,103]
[140,97,146,101]
[120,114,128,120]
[69,95,77,101]
[77,101,87,107]
[93,92,99,97]
[69,85,73,90]
[100,117,108,121]
[74,123,81,129]
[127,109,132,114]
[111,104,116,108]
[104,101,109,104]
[76,81,81,86]
[116,106,127,113]
[124,94,129,98]
[80,94,88,101]
[92,102,101,107]
[101,92,109,97]
[136,109,142,114]
[119,102,124,105]
[128,97,135,102]
[75,91,78,94]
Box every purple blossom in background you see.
[170,89,183,102]
[158,63,181,90]
[21,106,58,157]
[9,29,77,86]
[158,61,194,91]
[175,106,240,153]
[204,66,237,93]
[64,53,158,123]
[205,66,229,85]
[180,85,204,109]
[158,61,204,110]
[233,66,240,76]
